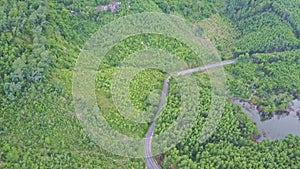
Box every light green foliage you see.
[153,0,223,22]
[227,50,300,115]
[198,14,236,59]
[224,0,300,117]
[2,0,300,168]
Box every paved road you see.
[176,60,236,75]
[144,60,236,169]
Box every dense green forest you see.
[225,0,300,115]
[226,0,300,55]
[227,50,300,116]
[1,0,300,168]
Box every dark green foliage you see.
[227,50,300,115]
[153,0,223,22]
[226,0,300,55]
[2,0,300,168]
[224,0,300,117]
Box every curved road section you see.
[144,60,236,169]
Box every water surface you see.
[231,99,300,141]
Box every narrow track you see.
[144,60,236,169]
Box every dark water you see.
[231,99,300,141]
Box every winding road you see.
[144,59,236,169]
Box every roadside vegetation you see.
[1,0,300,168]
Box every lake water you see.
[231,99,300,142]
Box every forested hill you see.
[226,0,300,55]
[0,1,221,168]
[1,0,300,168]
[224,0,300,115]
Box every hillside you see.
[1,0,300,168]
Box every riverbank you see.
[230,98,300,142]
